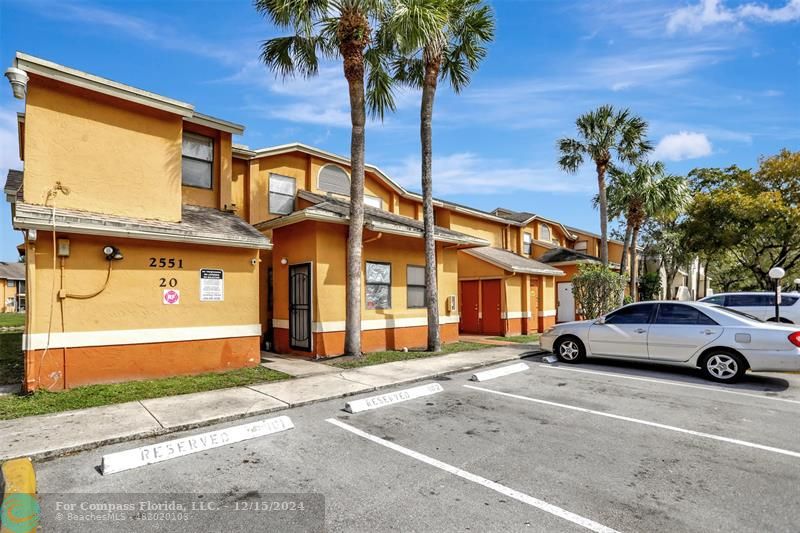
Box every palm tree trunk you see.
[618,221,633,304]
[340,12,369,357]
[596,162,609,266]
[421,54,441,352]
[630,224,641,301]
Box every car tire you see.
[700,350,747,383]
[554,336,586,364]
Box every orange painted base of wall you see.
[273,323,459,357]
[537,315,556,331]
[25,336,260,391]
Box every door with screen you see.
[289,263,312,351]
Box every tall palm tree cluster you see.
[558,105,689,301]
[254,0,495,356]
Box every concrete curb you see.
[15,350,532,463]
[0,457,37,529]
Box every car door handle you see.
[635,328,647,334]
[702,329,717,335]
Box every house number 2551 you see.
[149,257,184,268]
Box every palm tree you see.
[558,105,653,266]
[607,161,690,300]
[255,0,396,357]
[388,0,495,351]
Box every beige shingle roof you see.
[0,262,25,280]
[464,247,564,276]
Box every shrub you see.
[572,264,628,319]
[638,272,662,301]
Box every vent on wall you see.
[318,165,351,196]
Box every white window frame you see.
[539,223,552,242]
[365,261,392,310]
[407,265,425,309]
[523,233,532,255]
[317,164,351,196]
[364,195,382,209]
[269,174,297,215]
[181,132,214,189]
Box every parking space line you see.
[326,418,619,533]
[535,364,800,405]
[464,385,800,460]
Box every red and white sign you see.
[162,289,180,305]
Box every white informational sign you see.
[344,383,443,414]
[162,289,180,305]
[101,416,294,475]
[200,269,224,302]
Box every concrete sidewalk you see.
[0,345,534,462]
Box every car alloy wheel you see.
[558,340,580,361]
[706,354,738,380]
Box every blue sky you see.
[1,0,799,261]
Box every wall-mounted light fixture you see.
[280,257,288,265]
[103,246,124,261]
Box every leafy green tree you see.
[572,264,628,319]
[558,106,652,265]
[638,272,662,301]
[607,161,689,300]
[387,0,494,351]
[255,0,396,356]
[640,219,693,299]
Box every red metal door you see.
[481,279,503,335]
[460,281,480,333]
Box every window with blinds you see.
[318,165,351,195]
[269,174,296,215]
[182,133,213,189]
[407,265,425,308]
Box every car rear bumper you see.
[743,350,800,372]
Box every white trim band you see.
[272,315,460,333]
[538,310,557,317]
[24,324,261,351]
[501,311,531,319]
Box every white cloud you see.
[667,0,800,34]
[385,153,594,196]
[653,131,713,161]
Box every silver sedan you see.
[540,301,800,383]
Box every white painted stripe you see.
[536,364,800,406]
[345,383,443,413]
[102,416,293,475]
[537,310,557,317]
[326,418,618,533]
[501,311,531,319]
[465,385,800,459]
[272,315,460,333]
[24,324,261,350]
[471,363,529,382]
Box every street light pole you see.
[769,267,786,322]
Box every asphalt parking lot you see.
[33,355,800,532]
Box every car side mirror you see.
[594,316,606,325]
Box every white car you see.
[540,301,800,383]
[699,292,800,323]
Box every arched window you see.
[318,164,351,195]
[539,223,551,242]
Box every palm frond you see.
[557,137,586,173]
[260,35,323,78]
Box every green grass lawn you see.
[0,332,23,385]
[488,334,541,344]
[0,313,25,328]
[0,366,290,420]
[330,341,488,369]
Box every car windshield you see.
[710,305,763,322]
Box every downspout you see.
[363,232,383,245]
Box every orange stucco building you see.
[3,53,630,390]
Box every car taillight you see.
[788,332,800,347]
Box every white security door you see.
[557,282,575,322]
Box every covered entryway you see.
[289,263,312,351]
[557,282,575,322]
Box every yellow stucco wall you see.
[448,212,505,248]
[27,232,260,335]
[457,251,505,279]
[23,77,183,222]
[232,158,248,217]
